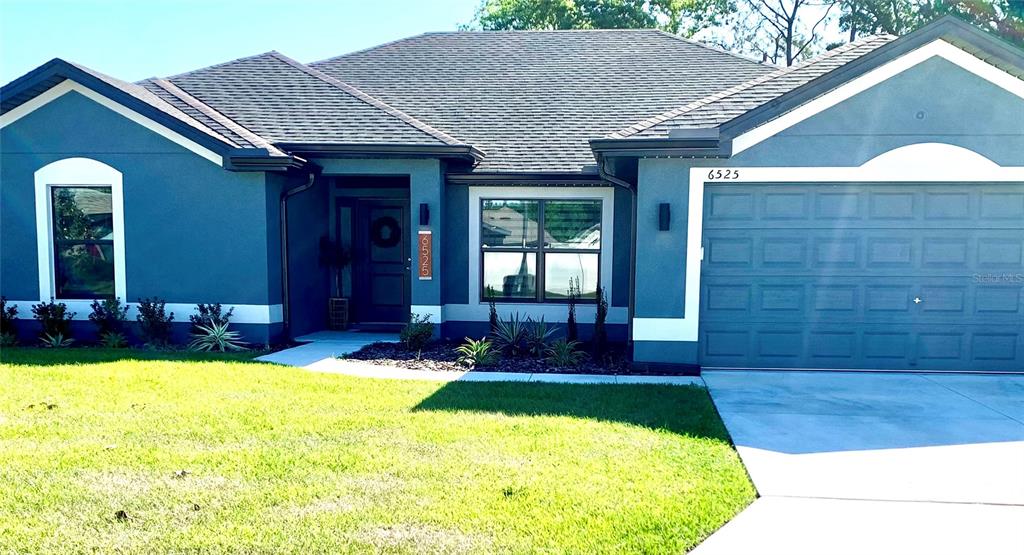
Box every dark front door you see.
[352,199,410,324]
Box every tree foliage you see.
[470,0,731,35]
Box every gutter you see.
[279,172,317,339]
[275,143,485,163]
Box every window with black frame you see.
[480,199,601,302]
[51,186,115,299]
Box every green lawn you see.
[0,349,754,554]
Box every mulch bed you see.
[341,341,631,374]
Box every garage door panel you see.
[700,183,1024,371]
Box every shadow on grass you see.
[412,380,730,439]
[0,347,263,366]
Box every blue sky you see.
[0,0,480,84]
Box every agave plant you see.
[524,316,558,358]
[545,339,586,368]
[454,337,500,368]
[188,322,247,352]
[98,331,128,349]
[491,312,526,357]
[40,332,74,348]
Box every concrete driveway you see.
[693,371,1024,555]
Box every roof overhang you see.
[225,148,308,171]
[590,129,728,159]
[446,171,606,185]
[276,142,486,163]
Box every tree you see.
[469,0,731,35]
[730,0,840,65]
[839,0,916,40]
[917,0,1023,47]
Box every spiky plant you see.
[454,337,500,368]
[188,323,247,352]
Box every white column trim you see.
[732,40,1024,155]
[633,143,1024,343]
[35,157,127,303]
[410,304,443,324]
[467,185,615,315]
[1,80,223,166]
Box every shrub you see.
[566,277,580,342]
[189,322,247,352]
[88,297,129,335]
[136,297,174,347]
[190,303,234,334]
[31,300,74,339]
[98,331,128,349]
[454,337,499,368]
[524,316,557,358]
[400,313,434,354]
[40,332,74,348]
[1,297,18,346]
[491,312,526,357]
[593,286,608,357]
[485,286,499,333]
[545,339,586,368]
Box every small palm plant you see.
[524,316,557,357]
[189,322,247,352]
[454,337,500,368]
[40,332,74,348]
[545,339,586,368]
[491,312,526,357]
[98,331,128,349]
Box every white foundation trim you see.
[0,80,223,166]
[732,40,1024,155]
[467,186,616,308]
[410,304,443,324]
[10,301,284,324]
[633,143,1024,343]
[444,303,628,324]
[35,158,127,303]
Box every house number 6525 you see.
[708,169,740,180]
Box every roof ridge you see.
[148,78,285,156]
[652,30,766,66]
[310,32,437,66]
[609,34,894,139]
[266,51,467,146]
[164,51,279,81]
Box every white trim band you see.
[410,304,443,323]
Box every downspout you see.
[598,156,637,353]
[280,172,317,339]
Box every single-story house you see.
[2,16,1022,371]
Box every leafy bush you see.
[136,298,174,347]
[454,337,500,368]
[31,300,74,339]
[491,312,526,357]
[1,297,18,346]
[189,303,234,334]
[40,332,74,348]
[524,316,557,357]
[566,277,580,342]
[593,286,608,357]
[98,331,128,349]
[189,322,247,352]
[545,339,586,368]
[88,298,129,335]
[400,313,434,354]
[485,286,499,333]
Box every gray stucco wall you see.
[632,54,1024,366]
[1,90,280,343]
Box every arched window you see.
[34,158,125,301]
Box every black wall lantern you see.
[658,203,671,231]
[419,203,430,226]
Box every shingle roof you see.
[610,35,897,139]
[67,62,241,148]
[166,51,462,147]
[311,29,773,172]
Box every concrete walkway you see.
[693,371,1024,555]
[256,331,703,386]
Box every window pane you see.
[52,187,113,241]
[544,252,599,300]
[483,252,536,299]
[56,243,115,299]
[544,200,601,249]
[482,200,539,248]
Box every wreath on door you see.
[370,216,402,248]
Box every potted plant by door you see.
[319,237,352,330]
